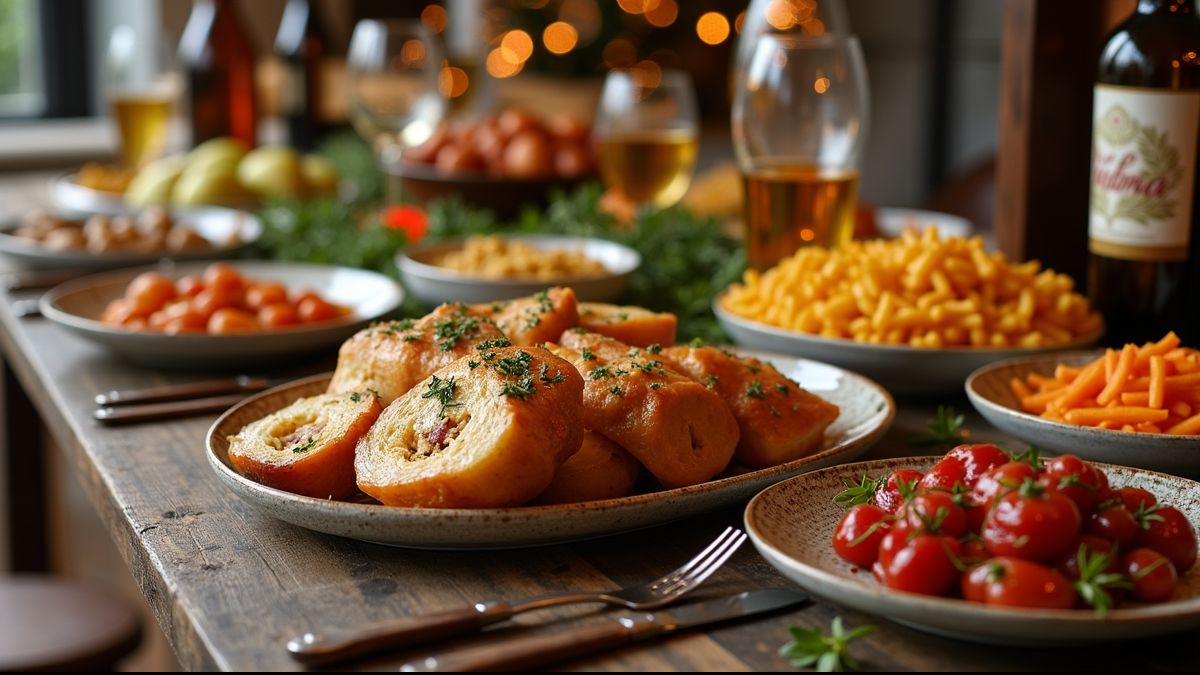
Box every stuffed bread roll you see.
[355,346,584,508]
[577,302,676,348]
[532,430,641,504]
[472,287,580,346]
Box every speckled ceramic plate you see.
[966,352,1200,476]
[714,296,1103,396]
[745,457,1200,645]
[40,261,403,370]
[206,351,894,550]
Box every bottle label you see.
[1089,84,1199,261]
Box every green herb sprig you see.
[780,617,875,672]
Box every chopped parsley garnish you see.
[482,351,499,361]
[646,343,662,355]
[609,385,624,396]
[746,381,767,399]
[614,367,629,376]
[496,350,534,376]
[397,318,415,331]
[433,314,482,351]
[649,382,664,390]
[744,362,762,374]
[633,360,663,373]
[523,315,542,329]
[290,437,317,454]
[539,362,566,384]
[776,383,790,394]
[402,333,421,342]
[569,326,590,334]
[689,337,706,348]
[500,376,536,399]
[704,374,719,390]
[350,392,362,403]
[581,348,597,361]
[476,338,513,350]
[615,312,630,321]
[535,289,552,312]
[490,301,509,312]
[468,360,481,369]
[422,375,463,417]
[627,347,641,358]
[589,366,611,380]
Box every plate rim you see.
[38,259,405,340]
[204,351,896,542]
[744,455,1200,630]
[965,350,1200,446]
[713,293,1105,356]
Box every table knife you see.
[397,589,810,672]
[94,375,275,406]
[93,393,252,425]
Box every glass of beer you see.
[104,25,179,169]
[347,19,446,205]
[595,68,699,210]
[733,34,869,269]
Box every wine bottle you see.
[275,0,331,151]
[179,0,258,147]
[1088,0,1200,344]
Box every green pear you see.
[172,166,252,206]
[237,146,306,198]
[301,155,340,196]
[125,155,186,206]
[186,137,249,174]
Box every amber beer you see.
[110,94,172,168]
[598,130,698,207]
[742,164,858,270]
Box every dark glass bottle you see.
[179,0,258,147]
[1088,0,1200,345]
[275,0,331,151]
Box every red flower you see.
[383,205,429,243]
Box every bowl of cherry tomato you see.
[40,260,403,369]
[745,447,1200,645]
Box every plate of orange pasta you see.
[966,333,1200,474]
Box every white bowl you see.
[0,208,260,270]
[966,351,1200,475]
[397,235,640,307]
[874,207,973,239]
[746,457,1200,645]
[714,298,1102,396]
[40,260,403,370]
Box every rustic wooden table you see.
[0,172,1196,671]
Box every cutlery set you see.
[92,375,279,424]
[286,527,806,670]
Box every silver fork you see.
[286,526,747,667]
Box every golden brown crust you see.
[553,332,739,488]
[660,345,840,468]
[532,430,641,504]
[355,346,584,507]
[576,302,676,348]
[228,391,382,499]
[472,287,580,346]
[328,304,505,405]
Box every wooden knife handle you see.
[288,602,514,668]
[398,616,660,672]
[94,376,270,406]
[93,393,251,425]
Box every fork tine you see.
[656,529,747,596]
[649,526,735,587]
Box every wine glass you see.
[594,68,699,210]
[104,25,179,169]
[346,19,446,204]
[732,34,869,270]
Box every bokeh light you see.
[500,30,534,64]
[696,12,730,45]
[603,37,638,68]
[814,76,830,93]
[543,21,579,55]
[400,39,427,66]
[420,4,447,33]
[644,0,678,27]
[560,0,603,42]
[734,10,746,33]
[486,48,522,78]
[438,66,469,98]
[631,59,662,89]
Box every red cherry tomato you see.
[245,282,288,310]
[125,271,177,315]
[961,539,990,566]
[901,491,967,537]
[961,557,1075,609]
[202,262,246,294]
[832,504,891,568]
[944,444,1010,486]
[162,313,208,335]
[258,302,299,328]
[1055,534,1116,580]
[1112,487,1157,513]
[882,534,962,596]
[1086,506,1140,548]
[918,456,968,493]
[298,296,345,323]
[874,469,924,514]
[1123,548,1178,603]
[192,286,235,320]
[1038,454,1107,516]
[982,483,1082,562]
[175,274,206,298]
[972,461,1040,511]
[207,308,259,334]
[1136,505,1197,573]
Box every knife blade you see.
[93,392,253,425]
[94,375,275,406]
[397,589,810,672]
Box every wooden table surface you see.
[0,174,1197,672]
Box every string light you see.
[420,4,447,33]
[438,66,469,98]
[500,30,534,64]
[644,0,678,27]
[543,21,578,55]
[486,48,522,78]
[696,12,730,45]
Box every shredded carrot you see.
[1007,333,1200,435]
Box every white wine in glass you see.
[105,25,178,168]
[595,69,699,210]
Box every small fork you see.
[287,526,747,667]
